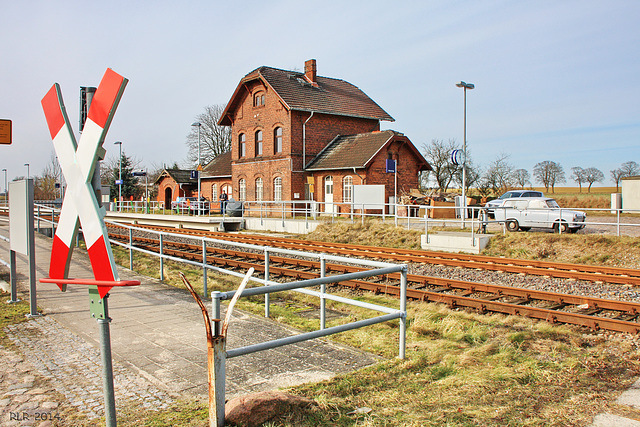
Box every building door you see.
[164,187,172,209]
[324,176,334,213]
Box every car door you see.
[524,199,549,228]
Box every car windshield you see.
[499,192,521,200]
[545,200,560,208]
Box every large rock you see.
[225,391,315,426]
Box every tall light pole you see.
[24,163,30,180]
[191,122,202,215]
[114,141,122,211]
[456,81,474,226]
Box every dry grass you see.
[306,218,423,249]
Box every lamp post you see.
[456,81,474,226]
[24,163,30,180]
[191,122,202,215]
[114,141,122,212]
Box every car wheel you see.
[506,219,519,232]
[554,221,568,233]
[519,227,531,232]
[568,228,578,234]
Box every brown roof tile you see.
[220,64,394,124]
[305,130,429,171]
[202,151,231,177]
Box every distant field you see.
[531,186,617,194]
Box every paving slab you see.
[0,223,379,420]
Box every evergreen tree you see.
[109,154,139,200]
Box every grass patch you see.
[104,240,640,426]
[0,291,30,347]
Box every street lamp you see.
[191,122,202,215]
[456,81,474,226]
[114,141,122,211]
[24,163,29,180]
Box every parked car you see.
[494,197,586,233]
[485,190,544,218]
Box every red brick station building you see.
[156,59,431,213]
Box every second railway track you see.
[107,225,640,334]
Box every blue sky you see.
[1,0,638,186]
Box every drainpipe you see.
[302,112,314,169]
[352,167,365,184]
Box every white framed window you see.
[343,175,353,203]
[255,130,263,156]
[239,179,246,201]
[211,184,217,202]
[255,178,263,201]
[239,133,246,158]
[273,177,282,202]
[274,127,283,153]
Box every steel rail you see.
[108,223,640,286]
[108,231,640,334]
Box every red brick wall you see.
[290,111,379,170]
[156,176,194,207]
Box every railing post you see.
[264,249,270,318]
[128,228,133,270]
[617,209,621,237]
[159,234,164,281]
[399,265,407,359]
[37,205,41,232]
[51,207,55,236]
[202,238,208,298]
[361,203,365,225]
[320,255,326,330]
[210,291,225,427]
[281,202,285,228]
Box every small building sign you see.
[0,119,11,145]
[386,159,396,173]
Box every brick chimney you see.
[304,59,318,86]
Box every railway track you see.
[108,223,640,287]
[107,227,640,334]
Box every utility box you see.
[611,193,622,214]
[622,176,640,212]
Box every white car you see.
[485,190,544,218]
[494,197,586,233]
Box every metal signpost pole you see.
[456,81,474,228]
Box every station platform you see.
[0,223,378,420]
[105,211,245,232]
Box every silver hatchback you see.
[485,190,543,218]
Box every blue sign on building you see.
[386,159,396,173]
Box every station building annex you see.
[156,59,431,213]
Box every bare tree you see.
[571,167,586,193]
[483,154,515,195]
[620,160,640,177]
[512,169,530,189]
[35,152,64,200]
[452,157,480,194]
[611,168,625,192]
[583,167,604,192]
[421,138,458,192]
[533,160,565,193]
[611,161,639,192]
[186,104,232,166]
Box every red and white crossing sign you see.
[41,68,128,298]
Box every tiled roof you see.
[220,65,394,124]
[202,151,231,177]
[155,169,196,185]
[305,130,429,171]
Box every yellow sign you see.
[306,176,314,185]
[197,164,203,171]
[0,119,11,145]
[308,184,314,193]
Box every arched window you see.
[239,133,246,158]
[211,184,218,202]
[274,127,283,153]
[255,178,263,201]
[253,92,265,107]
[255,130,263,156]
[239,179,246,201]
[343,176,353,203]
[273,177,282,202]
